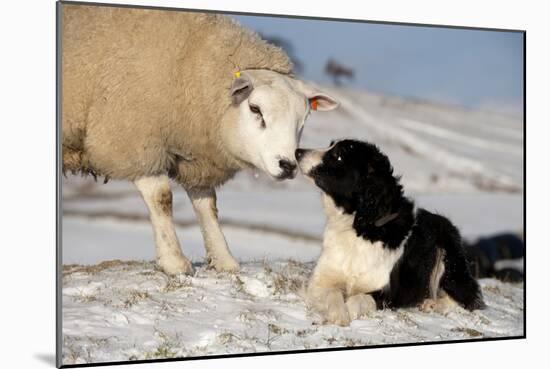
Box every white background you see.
[0,0,544,368]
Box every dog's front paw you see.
[419,296,455,314]
[419,298,437,313]
[325,302,351,326]
[346,294,377,320]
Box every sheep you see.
[61,4,339,275]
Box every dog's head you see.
[296,139,403,226]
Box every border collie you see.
[296,139,485,326]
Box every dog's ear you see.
[353,176,398,233]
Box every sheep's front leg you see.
[187,187,240,272]
[135,175,194,275]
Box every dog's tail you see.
[434,214,486,311]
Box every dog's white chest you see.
[323,228,404,295]
[316,194,404,295]
[352,239,402,293]
[318,195,404,295]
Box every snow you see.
[62,216,321,265]
[62,188,522,265]
[62,260,524,365]
[61,87,524,365]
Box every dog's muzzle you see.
[295,148,307,161]
[295,148,323,175]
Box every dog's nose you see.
[278,159,297,179]
[295,149,306,161]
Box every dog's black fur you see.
[301,139,485,311]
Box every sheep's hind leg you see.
[187,187,240,272]
[135,175,194,275]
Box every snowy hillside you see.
[61,87,524,365]
[304,88,523,193]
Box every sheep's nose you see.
[278,159,297,179]
[295,148,306,161]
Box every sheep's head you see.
[223,69,339,180]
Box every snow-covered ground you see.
[62,260,523,365]
[61,87,524,365]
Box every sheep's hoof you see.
[208,256,240,273]
[158,256,194,276]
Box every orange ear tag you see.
[310,98,318,111]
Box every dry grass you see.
[451,327,483,337]
[145,343,178,359]
[263,260,308,296]
[63,260,147,276]
[123,290,150,308]
[72,293,98,304]
[396,311,419,328]
[160,277,193,293]
[216,332,240,345]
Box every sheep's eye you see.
[337,156,342,162]
[249,104,266,128]
[249,104,262,116]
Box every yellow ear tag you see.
[234,71,241,78]
[310,98,318,111]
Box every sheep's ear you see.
[294,80,339,111]
[230,74,254,106]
